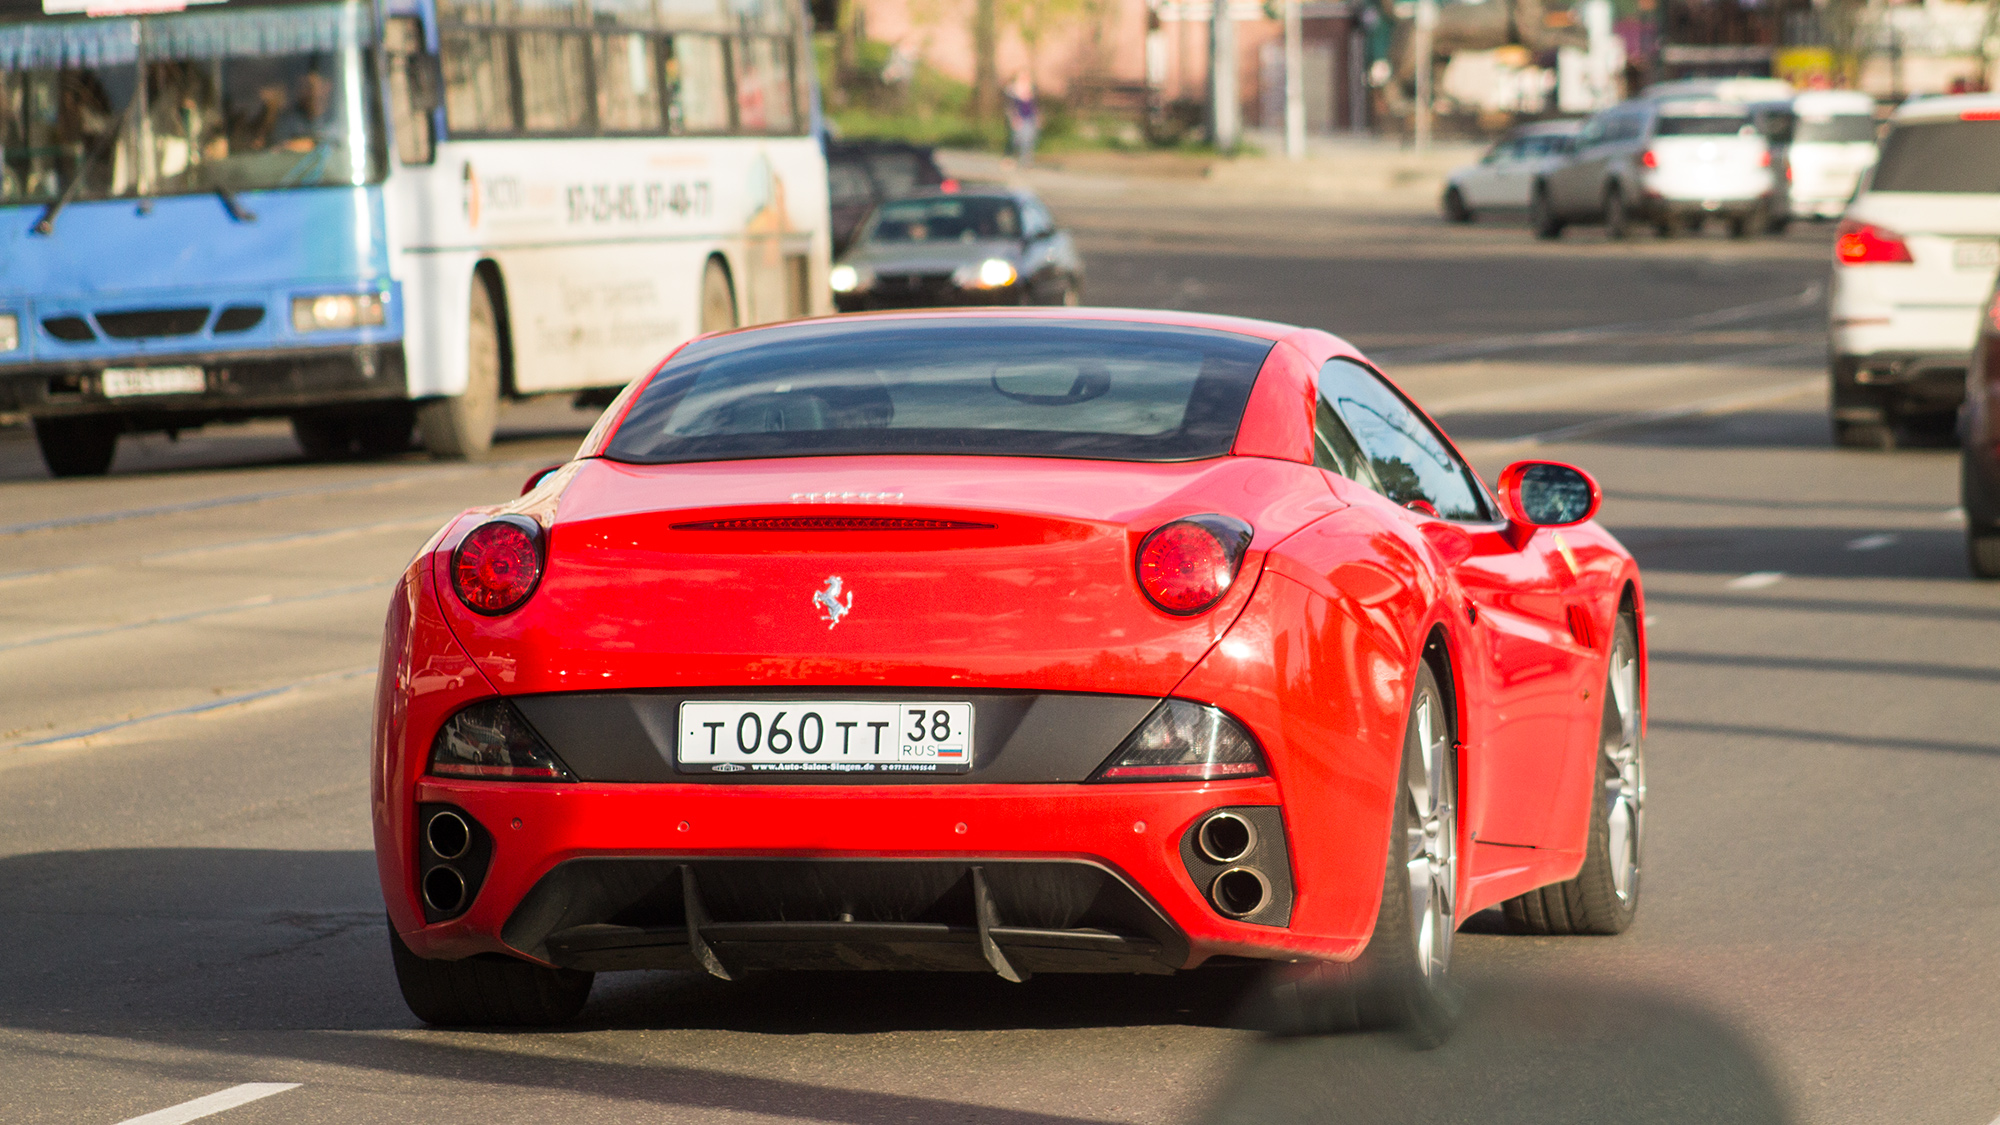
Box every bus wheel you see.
[33,415,120,478]
[418,278,502,460]
[700,258,738,334]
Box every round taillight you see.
[1136,515,1253,616]
[453,516,543,615]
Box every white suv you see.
[1829,93,2000,448]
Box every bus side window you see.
[385,16,439,164]
[441,26,516,134]
[667,34,731,134]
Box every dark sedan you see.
[830,190,1085,312]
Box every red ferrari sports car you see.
[374,308,1646,1036]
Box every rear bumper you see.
[1832,351,1971,418]
[393,778,1327,972]
[0,342,406,419]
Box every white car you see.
[1829,93,2000,448]
[1443,120,1583,222]
[1788,90,1879,220]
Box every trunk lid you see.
[445,455,1338,698]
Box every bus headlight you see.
[954,258,1017,290]
[829,264,867,293]
[292,292,387,333]
[0,313,17,351]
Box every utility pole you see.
[1210,0,1240,150]
[1284,0,1305,158]
[973,0,998,121]
[1413,0,1436,151]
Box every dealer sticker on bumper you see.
[677,701,974,774]
[102,366,205,397]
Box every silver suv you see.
[1532,99,1788,239]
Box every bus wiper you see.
[205,167,256,224]
[34,99,139,237]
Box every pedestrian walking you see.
[1004,72,1038,168]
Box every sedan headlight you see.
[0,313,17,351]
[830,264,864,293]
[954,258,1018,290]
[291,292,387,333]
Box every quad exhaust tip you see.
[426,809,471,861]
[1210,866,1271,919]
[1196,811,1257,865]
[422,865,468,914]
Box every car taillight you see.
[1135,514,1253,615]
[452,515,544,615]
[1093,699,1266,781]
[1835,220,1914,265]
[429,699,572,780]
[1640,149,1657,169]
[1758,150,1771,167]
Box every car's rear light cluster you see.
[1758,150,1772,167]
[1640,150,1657,169]
[1135,514,1253,616]
[1094,699,1266,781]
[1835,220,1914,265]
[429,699,572,781]
[452,516,544,615]
[672,516,993,531]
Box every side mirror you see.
[522,463,564,495]
[1496,460,1600,527]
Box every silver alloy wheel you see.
[1405,690,1457,989]
[1604,633,1645,903]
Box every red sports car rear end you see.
[375,309,1647,1038]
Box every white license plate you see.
[101,366,204,397]
[677,701,974,774]
[1954,240,2000,269]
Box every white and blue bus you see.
[0,0,829,475]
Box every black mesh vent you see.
[42,316,94,342]
[96,307,210,339]
[212,305,265,333]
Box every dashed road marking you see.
[1726,571,1785,590]
[114,1083,300,1125]
[1846,534,1898,551]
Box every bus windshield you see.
[0,0,383,207]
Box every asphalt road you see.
[2,186,1996,1125]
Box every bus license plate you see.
[677,701,974,774]
[102,366,205,397]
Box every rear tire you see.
[1530,185,1564,240]
[1263,663,1460,1047]
[1833,419,1896,450]
[1443,186,1473,223]
[32,415,120,477]
[1504,614,1644,936]
[1603,187,1629,240]
[700,257,738,334]
[390,924,593,1027]
[417,276,502,461]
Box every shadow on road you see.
[3,847,1795,1123]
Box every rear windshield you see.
[1658,115,1753,136]
[604,319,1276,465]
[865,197,1019,243]
[1796,116,1878,144]
[1872,121,2000,192]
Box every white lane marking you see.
[0,456,537,538]
[1726,571,1785,590]
[0,580,392,655]
[141,513,457,562]
[1481,375,1823,448]
[1377,282,1824,363]
[6,666,374,750]
[114,1083,300,1125]
[1420,343,1819,416]
[1941,507,1968,524]
[1846,534,1898,551]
